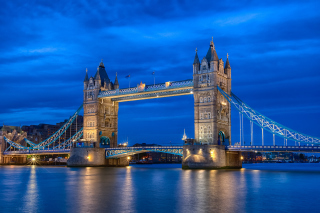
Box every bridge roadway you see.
[4,145,320,158]
[227,145,320,153]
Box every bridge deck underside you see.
[105,147,183,158]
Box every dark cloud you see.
[1,0,320,144]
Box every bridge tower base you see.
[182,145,242,169]
[67,147,129,167]
[67,147,106,167]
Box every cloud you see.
[1,0,320,144]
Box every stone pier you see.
[1,155,27,165]
[67,147,128,167]
[182,145,242,169]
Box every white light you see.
[32,158,35,161]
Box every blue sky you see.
[1,0,319,145]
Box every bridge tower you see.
[83,60,119,148]
[182,39,241,169]
[193,40,231,145]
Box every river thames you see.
[1,164,320,213]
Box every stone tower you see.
[83,60,119,148]
[193,40,232,145]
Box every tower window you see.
[200,97,203,103]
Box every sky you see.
[0,0,320,146]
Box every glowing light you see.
[241,156,244,160]
[87,156,90,159]
[127,156,131,160]
[32,158,35,161]
[221,102,227,105]
[210,151,214,158]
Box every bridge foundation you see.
[182,145,242,169]
[105,158,129,167]
[1,155,27,165]
[67,147,129,167]
[67,147,106,167]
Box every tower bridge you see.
[2,39,320,169]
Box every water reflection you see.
[1,164,320,213]
[22,166,39,212]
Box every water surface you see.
[1,163,320,213]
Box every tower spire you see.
[99,59,105,68]
[193,48,200,64]
[114,72,119,87]
[84,68,89,82]
[225,53,231,69]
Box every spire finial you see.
[116,72,117,77]
[86,68,88,73]
[227,53,229,59]
[101,59,103,62]
[195,48,197,53]
[212,36,213,42]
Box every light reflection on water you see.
[0,164,320,213]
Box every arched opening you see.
[100,136,110,147]
[219,131,225,143]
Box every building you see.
[83,62,119,147]
[193,39,231,145]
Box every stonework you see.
[83,61,119,148]
[193,40,232,145]
[182,145,241,169]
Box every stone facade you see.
[193,40,231,145]
[182,145,241,169]
[83,61,119,148]
[67,147,107,166]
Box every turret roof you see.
[114,73,119,85]
[206,41,219,63]
[94,60,110,87]
[84,68,89,82]
[225,57,231,69]
[193,48,200,64]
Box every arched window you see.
[100,136,110,146]
[200,113,203,120]
[204,97,207,103]
[200,97,203,103]
[208,112,211,119]
[219,131,225,142]
[208,96,211,102]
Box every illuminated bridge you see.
[3,82,320,158]
[2,40,320,168]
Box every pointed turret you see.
[193,48,200,74]
[206,38,219,63]
[224,53,231,76]
[95,67,101,80]
[84,68,89,82]
[114,72,119,89]
[193,48,200,64]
